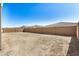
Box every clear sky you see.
[2,3,79,27]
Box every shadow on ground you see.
[67,36,79,56]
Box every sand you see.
[0,32,77,56]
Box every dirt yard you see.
[0,32,78,56]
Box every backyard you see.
[0,32,78,56]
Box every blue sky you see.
[2,3,79,27]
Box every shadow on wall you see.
[67,36,79,56]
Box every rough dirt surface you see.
[0,32,78,56]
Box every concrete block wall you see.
[77,22,79,40]
[3,28,23,33]
[55,26,76,36]
[23,26,76,36]
[0,4,1,50]
[2,25,78,37]
[23,27,56,34]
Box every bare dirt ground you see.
[0,32,78,56]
